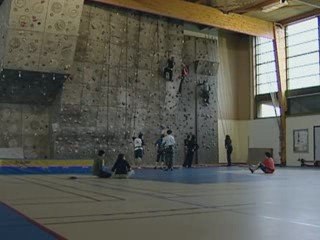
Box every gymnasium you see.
[0,0,320,239]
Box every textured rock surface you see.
[0,103,49,159]
[0,2,219,164]
[51,3,219,165]
[1,0,84,73]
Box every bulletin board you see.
[293,129,308,153]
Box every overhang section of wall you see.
[0,0,11,68]
[1,0,84,73]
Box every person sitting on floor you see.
[99,165,112,178]
[249,152,275,174]
[92,150,112,178]
[93,150,106,176]
[111,153,134,178]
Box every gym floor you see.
[1,167,320,240]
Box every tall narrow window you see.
[286,17,320,90]
[255,37,278,95]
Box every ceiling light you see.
[262,0,288,13]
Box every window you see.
[257,101,280,118]
[286,17,320,90]
[255,37,278,95]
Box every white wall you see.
[218,120,249,163]
[218,118,281,164]
[287,114,320,166]
[226,115,320,166]
[248,119,281,164]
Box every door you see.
[314,126,320,160]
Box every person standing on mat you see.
[112,153,134,178]
[162,129,176,171]
[154,134,165,169]
[182,135,191,167]
[225,135,233,166]
[249,152,275,174]
[133,133,144,169]
[185,135,199,168]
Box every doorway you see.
[314,126,320,160]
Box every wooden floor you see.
[1,167,320,240]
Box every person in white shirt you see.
[133,133,144,169]
[162,130,175,171]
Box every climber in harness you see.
[163,56,175,81]
[178,63,189,94]
[199,80,211,105]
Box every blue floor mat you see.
[132,167,263,184]
[0,202,65,240]
[0,166,91,175]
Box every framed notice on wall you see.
[293,129,308,153]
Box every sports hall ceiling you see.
[185,0,320,24]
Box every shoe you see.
[164,168,168,171]
[154,166,157,169]
[170,168,173,171]
[249,167,254,174]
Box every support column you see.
[273,24,287,166]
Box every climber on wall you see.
[178,63,189,94]
[163,56,175,81]
[199,80,211,105]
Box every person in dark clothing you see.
[92,150,112,178]
[178,64,189,94]
[163,56,175,81]
[98,165,112,178]
[225,135,233,166]
[185,135,199,168]
[200,80,211,105]
[182,135,191,167]
[154,134,165,169]
[111,153,133,178]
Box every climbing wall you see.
[50,2,219,164]
[0,103,49,159]
[0,0,10,68]
[0,0,83,73]
[179,36,219,164]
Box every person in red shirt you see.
[249,152,275,174]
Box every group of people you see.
[93,132,275,179]
[154,133,199,170]
[153,130,176,171]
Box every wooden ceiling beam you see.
[87,0,274,39]
[278,9,320,25]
